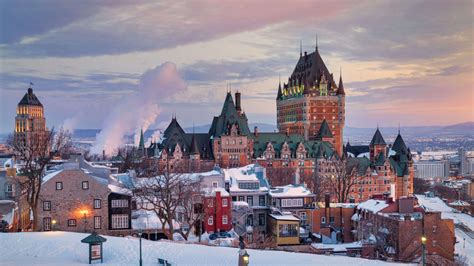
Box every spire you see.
[393,131,408,154]
[337,67,345,95]
[138,128,145,149]
[315,33,318,51]
[277,76,283,100]
[300,40,302,57]
[370,127,386,146]
[190,132,200,155]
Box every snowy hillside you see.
[0,232,408,266]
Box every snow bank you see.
[0,232,404,265]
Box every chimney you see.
[235,91,242,114]
[304,51,307,57]
[254,126,259,137]
[102,150,106,161]
[325,193,330,208]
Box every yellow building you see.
[268,213,300,245]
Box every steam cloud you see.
[91,62,187,155]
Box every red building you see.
[203,188,232,233]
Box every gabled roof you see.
[316,119,333,139]
[392,133,408,154]
[370,128,386,146]
[208,92,251,137]
[19,88,43,106]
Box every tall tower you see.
[14,86,49,156]
[276,42,345,155]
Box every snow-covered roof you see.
[357,199,389,213]
[223,164,269,193]
[312,241,363,252]
[204,187,229,197]
[351,213,360,221]
[132,209,180,230]
[269,214,299,221]
[108,184,132,196]
[448,200,470,206]
[269,184,313,198]
[232,201,249,208]
[41,170,63,184]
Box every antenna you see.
[300,40,302,57]
[315,33,318,50]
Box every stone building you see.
[37,163,132,235]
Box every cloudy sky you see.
[0,0,473,134]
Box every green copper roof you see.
[375,152,385,166]
[370,128,386,146]
[316,119,333,139]
[392,133,408,154]
[81,232,107,244]
[138,128,145,149]
[208,92,251,137]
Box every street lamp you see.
[242,250,250,266]
[138,229,143,266]
[421,235,427,266]
[238,236,249,266]
[80,210,89,233]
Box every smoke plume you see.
[91,62,187,155]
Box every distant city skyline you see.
[1,1,473,134]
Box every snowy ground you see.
[415,194,474,265]
[0,232,410,266]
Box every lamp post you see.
[138,229,143,266]
[421,235,427,266]
[80,210,89,233]
[51,219,57,231]
[238,236,249,266]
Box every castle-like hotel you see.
[139,45,414,202]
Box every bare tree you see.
[7,127,71,230]
[265,167,295,187]
[175,183,204,240]
[132,162,203,240]
[320,158,360,203]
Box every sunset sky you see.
[0,0,473,134]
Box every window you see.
[222,215,228,225]
[56,182,63,190]
[278,224,298,237]
[111,214,129,229]
[111,199,129,208]
[259,195,265,206]
[82,181,89,190]
[208,216,213,225]
[258,213,265,226]
[94,199,101,209]
[208,199,213,207]
[94,216,101,229]
[238,196,245,202]
[232,196,236,201]
[246,215,253,226]
[5,183,13,193]
[321,217,326,224]
[281,198,303,207]
[43,217,51,231]
[212,181,218,188]
[43,201,51,211]
[222,198,228,207]
[329,216,335,223]
[68,219,77,227]
[247,196,253,206]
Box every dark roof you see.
[337,74,345,95]
[81,232,107,244]
[316,119,333,139]
[370,128,386,146]
[392,133,408,154]
[345,144,369,157]
[19,88,43,106]
[276,81,283,100]
[290,48,336,90]
[190,133,200,155]
[208,92,251,137]
[138,128,145,149]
